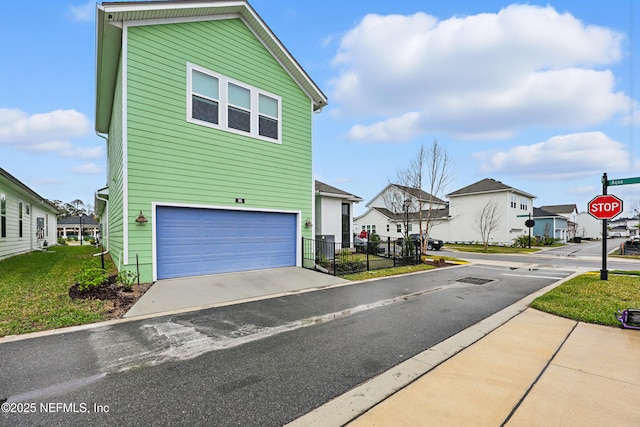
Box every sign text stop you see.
[588,194,623,220]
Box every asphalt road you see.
[1,263,573,427]
[442,238,636,271]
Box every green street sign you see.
[607,176,640,186]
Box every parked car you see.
[409,233,443,251]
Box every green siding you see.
[106,58,125,270]
[124,18,314,281]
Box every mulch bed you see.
[69,275,152,319]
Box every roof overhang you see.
[0,167,61,214]
[316,190,363,203]
[96,0,328,133]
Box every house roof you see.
[361,206,450,222]
[447,178,536,199]
[538,204,578,215]
[315,180,362,203]
[366,183,447,208]
[0,167,61,213]
[96,0,328,133]
[58,215,99,226]
[533,207,563,218]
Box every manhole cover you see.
[457,276,495,285]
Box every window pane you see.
[192,95,219,124]
[228,106,250,132]
[259,116,278,139]
[259,94,278,118]
[228,83,250,109]
[192,70,218,99]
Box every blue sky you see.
[1,1,638,217]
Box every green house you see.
[94,1,327,282]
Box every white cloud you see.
[566,185,598,196]
[69,1,94,22]
[68,163,101,175]
[0,108,93,160]
[331,5,629,142]
[473,132,629,179]
[61,146,104,159]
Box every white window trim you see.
[186,62,282,144]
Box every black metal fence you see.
[302,236,422,276]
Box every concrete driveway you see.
[125,267,350,318]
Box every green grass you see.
[340,263,437,281]
[445,244,540,254]
[531,271,640,327]
[0,246,118,337]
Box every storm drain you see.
[456,276,495,285]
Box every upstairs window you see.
[187,63,281,143]
[191,70,219,125]
[228,83,251,133]
[510,195,517,209]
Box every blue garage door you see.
[156,206,297,279]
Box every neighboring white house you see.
[608,217,640,238]
[576,211,603,239]
[442,178,535,245]
[315,181,362,246]
[0,167,59,260]
[354,184,449,240]
[539,204,578,240]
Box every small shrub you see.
[512,235,541,248]
[117,270,139,291]
[75,264,108,292]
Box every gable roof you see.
[366,183,447,208]
[315,181,362,202]
[533,207,563,218]
[0,167,60,213]
[96,0,328,133]
[357,206,450,222]
[538,204,578,215]
[58,215,99,226]
[447,178,535,199]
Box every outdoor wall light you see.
[305,218,313,228]
[135,210,148,225]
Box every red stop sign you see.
[588,194,623,220]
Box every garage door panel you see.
[156,206,297,279]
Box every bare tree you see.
[475,200,501,250]
[402,140,454,252]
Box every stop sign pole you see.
[592,173,625,280]
[601,173,608,280]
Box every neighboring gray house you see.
[315,181,362,247]
[0,167,59,260]
[533,207,568,242]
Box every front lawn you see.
[531,271,640,327]
[0,246,118,337]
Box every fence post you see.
[366,241,370,271]
[392,237,396,267]
[332,241,336,276]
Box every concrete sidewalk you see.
[298,308,640,426]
